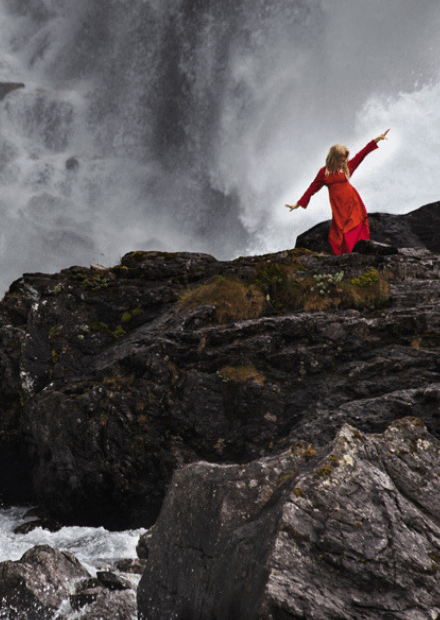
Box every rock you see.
[2,226,440,528]
[0,545,90,619]
[136,527,155,561]
[137,417,440,620]
[114,558,146,575]
[352,239,398,255]
[96,571,131,591]
[65,156,79,170]
[295,202,440,253]
[13,517,61,534]
[70,589,137,619]
[0,82,24,101]
[71,572,135,617]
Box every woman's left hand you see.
[375,129,390,143]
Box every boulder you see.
[295,202,440,253]
[70,572,136,619]
[138,417,440,620]
[0,545,89,619]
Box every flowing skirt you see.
[329,220,369,255]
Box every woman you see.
[286,130,390,254]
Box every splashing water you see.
[0,506,145,571]
[0,0,438,291]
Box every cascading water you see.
[0,0,439,295]
[0,1,439,616]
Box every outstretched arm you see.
[349,129,390,175]
[285,168,326,212]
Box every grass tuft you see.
[217,364,266,385]
[179,277,265,323]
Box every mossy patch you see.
[285,268,389,312]
[90,321,126,339]
[179,277,265,323]
[217,364,266,385]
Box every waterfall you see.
[0,0,439,293]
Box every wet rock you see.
[13,517,61,534]
[114,558,146,575]
[70,573,136,619]
[1,222,440,528]
[136,527,155,561]
[0,545,90,619]
[137,417,440,620]
[0,82,24,101]
[70,589,136,619]
[96,571,131,591]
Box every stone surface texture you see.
[138,418,440,620]
[0,223,440,530]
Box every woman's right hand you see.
[285,203,300,211]
[375,129,390,143]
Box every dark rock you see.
[70,589,137,619]
[137,417,440,620]
[352,239,398,255]
[2,239,440,529]
[296,202,440,253]
[136,527,155,561]
[0,82,24,101]
[0,545,90,619]
[65,156,79,170]
[96,571,131,591]
[114,558,146,575]
[13,517,61,534]
[71,573,135,616]
[405,201,440,252]
[70,586,102,610]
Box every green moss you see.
[316,464,333,477]
[112,326,126,339]
[69,272,111,291]
[89,322,126,339]
[90,321,111,335]
[292,487,305,497]
[277,470,297,487]
[121,312,132,323]
[349,268,379,287]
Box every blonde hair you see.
[325,144,350,178]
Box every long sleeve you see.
[348,140,378,176]
[297,168,326,208]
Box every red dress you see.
[297,140,379,254]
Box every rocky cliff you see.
[1,208,440,617]
[0,215,440,532]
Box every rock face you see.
[1,220,440,528]
[137,417,440,620]
[295,201,440,253]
